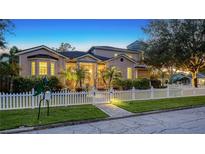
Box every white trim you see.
[15,45,68,59]
[74,53,102,61]
[105,54,137,64]
[27,57,58,62]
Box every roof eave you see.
[15,45,69,59]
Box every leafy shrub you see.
[113,78,150,90]
[150,79,161,88]
[113,79,133,90]
[47,76,63,91]
[112,79,123,90]
[133,78,150,89]
[12,76,63,93]
[122,79,133,90]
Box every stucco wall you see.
[19,49,66,77]
[106,56,136,79]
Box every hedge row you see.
[113,78,163,90]
[12,76,63,93]
[113,78,151,90]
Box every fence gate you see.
[92,91,111,104]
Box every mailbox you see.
[45,91,51,101]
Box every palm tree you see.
[75,67,89,89]
[61,67,76,81]
[60,67,77,90]
[99,67,121,89]
[0,46,20,92]
[61,67,89,90]
[0,46,19,64]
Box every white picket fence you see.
[1,86,205,110]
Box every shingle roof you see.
[88,46,140,53]
[59,51,110,61]
[89,53,110,61]
[59,51,87,59]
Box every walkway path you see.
[21,106,205,134]
[94,103,133,118]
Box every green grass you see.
[112,96,205,113]
[0,105,108,131]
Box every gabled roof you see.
[88,46,141,53]
[15,45,68,59]
[105,54,137,63]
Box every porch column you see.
[94,63,98,89]
[77,61,80,70]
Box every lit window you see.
[31,62,35,75]
[114,53,118,57]
[136,70,138,78]
[39,62,47,75]
[50,62,55,75]
[66,63,76,71]
[127,67,132,79]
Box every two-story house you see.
[16,45,149,89]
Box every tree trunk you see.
[10,76,13,92]
[191,71,198,88]
[80,80,82,89]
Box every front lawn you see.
[0,105,108,131]
[112,96,205,113]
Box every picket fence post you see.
[132,87,135,100]
[166,84,170,98]
[31,88,35,109]
[193,87,196,96]
[0,92,1,110]
[90,87,96,104]
[109,87,114,103]
[151,86,154,99]
[181,87,184,97]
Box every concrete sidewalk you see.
[94,103,133,118]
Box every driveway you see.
[22,106,205,134]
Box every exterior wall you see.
[91,49,142,62]
[137,69,150,79]
[106,56,136,79]
[19,49,66,77]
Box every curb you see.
[1,104,205,134]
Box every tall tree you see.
[56,43,75,52]
[172,20,205,87]
[0,20,14,48]
[0,46,19,63]
[75,67,89,89]
[140,19,205,87]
